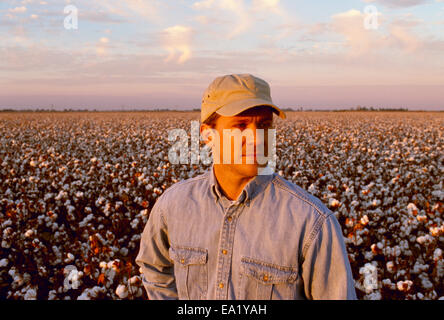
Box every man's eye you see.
[234,124,246,129]
[258,123,272,129]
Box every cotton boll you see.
[364,251,373,260]
[48,290,57,300]
[386,261,395,273]
[115,284,128,299]
[416,235,433,245]
[419,274,433,290]
[407,203,418,215]
[411,262,429,274]
[24,229,34,238]
[328,198,340,208]
[360,215,369,225]
[64,253,75,263]
[359,263,378,293]
[129,276,140,285]
[397,280,413,292]
[431,190,444,200]
[130,218,139,229]
[308,184,316,194]
[430,226,441,237]
[120,248,128,256]
[364,291,381,300]
[0,258,8,267]
[77,291,91,300]
[433,248,443,261]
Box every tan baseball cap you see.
[201,74,286,123]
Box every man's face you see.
[201,106,274,177]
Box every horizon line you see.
[1,107,442,112]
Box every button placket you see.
[215,205,240,299]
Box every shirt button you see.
[222,249,227,255]
[227,216,232,222]
[218,282,224,289]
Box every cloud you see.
[391,14,423,27]
[94,37,112,56]
[252,0,281,13]
[193,15,210,24]
[218,0,251,38]
[97,0,163,23]
[81,10,127,24]
[331,9,383,56]
[330,9,424,55]
[363,0,430,8]
[9,6,27,13]
[192,0,271,39]
[162,25,193,64]
[252,0,295,40]
[389,25,422,51]
[192,0,215,10]
[192,0,293,40]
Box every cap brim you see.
[215,98,286,119]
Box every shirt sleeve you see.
[301,212,357,300]
[135,199,178,300]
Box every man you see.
[136,74,357,300]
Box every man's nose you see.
[244,124,265,150]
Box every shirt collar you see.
[209,164,276,206]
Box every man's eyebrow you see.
[230,119,249,123]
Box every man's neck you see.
[213,165,255,201]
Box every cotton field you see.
[0,111,442,300]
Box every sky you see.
[1,0,443,110]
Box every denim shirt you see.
[136,165,357,300]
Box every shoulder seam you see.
[161,172,208,197]
[272,176,328,219]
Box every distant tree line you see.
[292,106,411,112]
[0,106,439,112]
[345,106,409,112]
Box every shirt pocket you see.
[239,256,298,300]
[169,245,208,300]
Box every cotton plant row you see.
[0,112,442,300]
